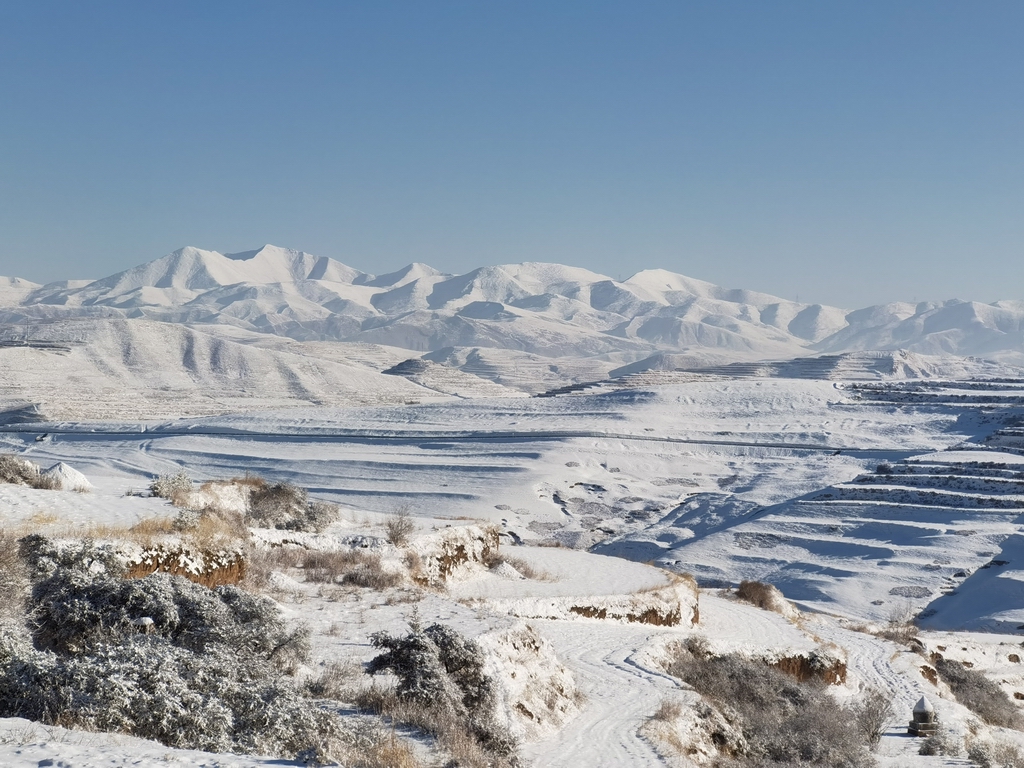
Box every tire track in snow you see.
[697,593,812,650]
[811,619,919,710]
[0,424,914,456]
[521,596,815,767]
[521,621,682,767]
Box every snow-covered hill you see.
[0,317,461,420]
[3,244,1022,365]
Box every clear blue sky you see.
[1,1,1021,307]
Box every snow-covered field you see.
[4,369,1024,766]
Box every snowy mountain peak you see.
[2,245,1023,365]
[356,262,447,289]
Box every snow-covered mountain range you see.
[3,244,1023,365]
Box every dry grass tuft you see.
[483,551,550,581]
[650,698,684,722]
[305,659,365,701]
[0,529,29,621]
[347,732,421,768]
[242,546,307,590]
[245,546,403,592]
[120,506,250,551]
[0,455,60,491]
[303,550,402,590]
[229,473,267,489]
[384,508,416,546]
[358,684,513,768]
[125,516,176,544]
[878,602,919,645]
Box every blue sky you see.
[1,1,1021,307]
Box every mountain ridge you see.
[2,244,1022,365]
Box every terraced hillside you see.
[627,450,1024,622]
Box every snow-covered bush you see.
[306,500,341,533]
[0,454,59,490]
[150,470,193,501]
[30,567,308,669]
[934,657,1022,729]
[18,533,126,581]
[967,738,1024,768]
[362,622,517,765]
[0,630,337,758]
[0,539,336,761]
[850,688,894,748]
[665,641,875,767]
[385,509,416,546]
[246,482,339,533]
[918,728,963,757]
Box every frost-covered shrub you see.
[851,688,894,748]
[172,507,202,532]
[0,543,334,761]
[0,629,337,757]
[248,482,307,527]
[967,738,1024,768]
[150,470,193,501]
[918,729,962,757]
[0,455,59,490]
[18,533,126,581]
[878,602,918,645]
[666,644,875,768]
[30,567,309,670]
[247,482,339,533]
[0,531,28,622]
[363,622,517,762]
[305,500,341,533]
[385,510,416,546]
[935,657,1021,729]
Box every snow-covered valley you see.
[3,249,1024,766]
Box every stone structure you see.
[908,695,939,737]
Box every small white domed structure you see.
[42,462,93,492]
[909,695,939,736]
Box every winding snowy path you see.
[809,618,973,767]
[521,621,680,766]
[523,592,980,767]
[521,594,814,766]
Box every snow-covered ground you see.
[4,373,1024,765]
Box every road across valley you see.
[0,423,920,458]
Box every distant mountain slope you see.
[2,244,1022,364]
[0,317,454,420]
